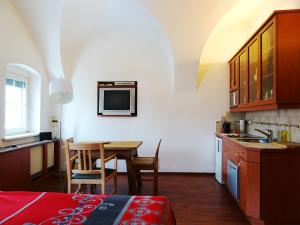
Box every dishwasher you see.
[227,159,239,201]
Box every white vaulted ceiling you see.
[12,0,64,78]
[11,0,236,85]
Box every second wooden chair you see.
[132,139,162,195]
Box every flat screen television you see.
[97,81,137,116]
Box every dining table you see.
[75,141,143,195]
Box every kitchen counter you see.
[217,131,300,225]
[216,132,300,151]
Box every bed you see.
[0,191,175,225]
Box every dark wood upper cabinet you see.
[229,10,300,112]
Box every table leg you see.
[126,158,137,195]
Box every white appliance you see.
[215,136,224,184]
[227,159,239,200]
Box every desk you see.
[0,139,60,190]
[78,141,143,195]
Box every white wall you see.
[0,0,50,145]
[62,30,228,172]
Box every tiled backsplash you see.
[246,109,300,142]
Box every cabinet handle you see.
[235,153,240,160]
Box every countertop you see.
[0,139,58,154]
[216,132,300,151]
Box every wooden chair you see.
[63,138,74,192]
[132,139,162,195]
[65,142,117,194]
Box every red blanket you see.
[0,191,175,225]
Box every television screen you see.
[103,90,130,110]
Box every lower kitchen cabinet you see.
[239,157,260,220]
[218,134,300,225]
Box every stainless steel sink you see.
[237,138,268,143]
[226,134,263,139]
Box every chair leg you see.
[113,174,117,195]
[154,169,158,196]
[67,182,71,194]
[101,182,105,195]
[75,184,82,194]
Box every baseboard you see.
[117,172,214,176]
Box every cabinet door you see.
[260,21,275,101]
[222,148,228,184]
[240,158,260,219]
[239,50,248,104]
[0,149,30,190]
[248,38,259,103]
[239,158,247,214]
[230,62,234,90]
[234,58,238,90]
[230,58,238,91]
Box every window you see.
[5,74,28,135]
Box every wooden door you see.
[260,20,275,101]
[222,147,229,184]
[239,158,247,214]
[230,58,238,91]
[0,149,30,190]
[234,58,239,91]
[230,62,234,90]
[248,38,259,103]
[239,50,248,105]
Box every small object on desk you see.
[39,132,52,141]
[2,144,18,149]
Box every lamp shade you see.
[49,78,73,104]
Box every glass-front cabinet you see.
[239,51,248,105]
[260,22,275,101]
[229,10,300,112]
[248,38,259,103]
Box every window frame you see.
[5,73,29,136]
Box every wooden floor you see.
[26,173,250,225]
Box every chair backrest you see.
[155,139,162,161]
[65,143,105,176]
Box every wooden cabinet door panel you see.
[222,149,228,184]
[260,20,275,102]
[0,149,30,190]
[248,38,259,103]
[239,158,260,218]
[230,62,234,90]
[239,158,247,214]
[246,161,260,218]
[239,50,248,105]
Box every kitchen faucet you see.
[255,128,273,143]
